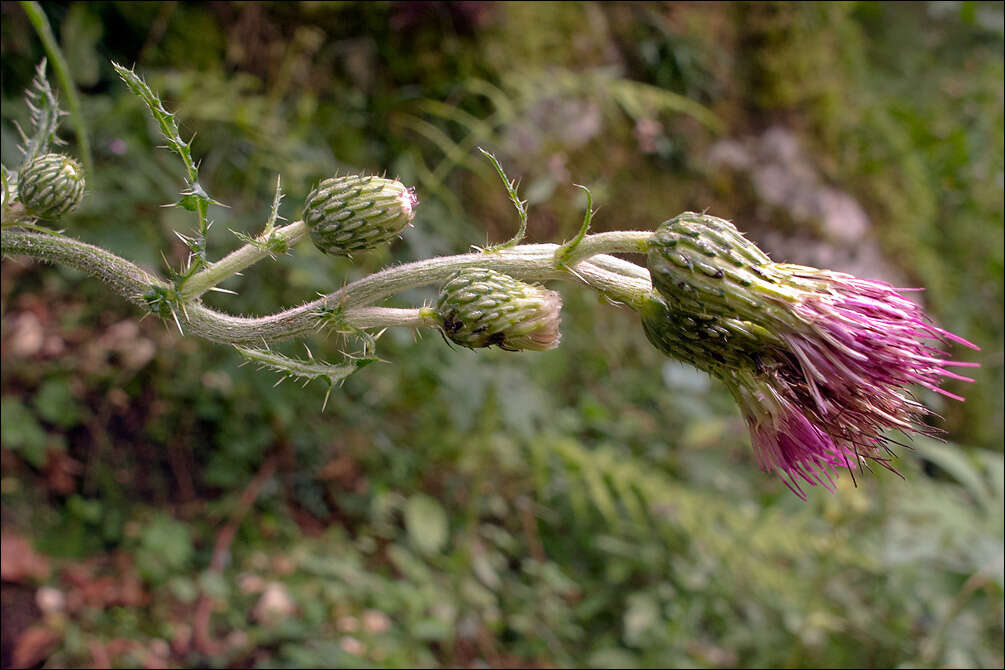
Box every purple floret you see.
[730,269,979,498]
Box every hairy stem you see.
[557,230,651,267]
[180,220,309,301]
[2,227,654,345]
[2,226,164,307]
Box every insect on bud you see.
[303,174,417,255]
[18,153,86,219]
[436,268,562,352]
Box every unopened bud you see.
[640,292,777,378]
[647,212,801,325]
[303,175,416,255]
[436,268,562,351]
[18,153,85,219]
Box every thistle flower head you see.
[18,153,85,219]
[640,292,778,378]
[645,213,979,496]
[303,174,416,255]
[436,268,562,352]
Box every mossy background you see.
[1,2,1002,668]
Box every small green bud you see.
[303,175,416,255]
[18,153,85,219]
[436,268,562,352]
[640,292,778,379]
[647,212,801,324]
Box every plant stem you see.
[2,227,654,345]
[179,220,309,301]
[2,226,164,307]
[556,230,651,267]
[21,1,93,177]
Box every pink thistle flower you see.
[741,266,980,496]
[645,213,980,497]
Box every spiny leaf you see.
[230,178,290,257]
[1,164,15,210]
[554,184,595,268]
[18,59,66,164]
[112,62,198,182]
[112,61,220,267]
[234,345,375,411]
[263,174,285,237]
[478,147,528,251]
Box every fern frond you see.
[530,437,875,606]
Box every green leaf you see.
[588,648,640,669]
[112,61,218,259]
[67,494,102,522]
[33,378,83,428]
[404,494,449,556]
[18,59,65,163]
[1,396,48,466]
[198,570,230,601]
[60,4,102,88]
[234,345,374,411]
[412,618,452,641]
[136,513,194,583]
[623,592,661,647]
[477,147,528,250]
[177,192,203,212]
[912,437,993,509]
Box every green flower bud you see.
[303,175,416,255]
[640,292,778,379]
[647,212,801,325]
[18,153,85,219]
[436,268,562,352]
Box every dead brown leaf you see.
[0,533,50,583]
[11,626,60,669]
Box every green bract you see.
[639,292,779,379]
[436,268,562,352]
[18,153,85,219]
[303,175,416,255]
[647,212,803,324]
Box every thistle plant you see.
[1,63,979,497]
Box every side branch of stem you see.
[179,220,309,301]
[2,227,654,345]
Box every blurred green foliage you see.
[1,2,1002,668]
